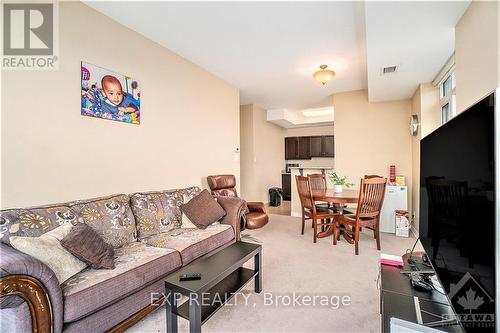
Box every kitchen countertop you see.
[289,166,334,170]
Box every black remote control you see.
[179,273,201,281]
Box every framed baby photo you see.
[81,62,141,125]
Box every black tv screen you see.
[420,91,496,332]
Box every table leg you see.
[165,289,178,333]
[254,250,262,293]
[317,226,334,238]
[189,294,201,333]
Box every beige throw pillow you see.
[181,213,198,229]
[10,223,87,284]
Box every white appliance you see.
[380,185,408,233]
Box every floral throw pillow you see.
[70,194,136,248]
[0,205,77,245]
[130,191,183,239]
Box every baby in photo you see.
[99,75,139,116]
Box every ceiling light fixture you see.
[313,65,336,85]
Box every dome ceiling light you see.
[313,65,336,85]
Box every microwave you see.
[285,163,299,173]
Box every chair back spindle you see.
[308,174,327,192]
[355,177,387,219]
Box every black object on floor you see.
[269,187,283,206]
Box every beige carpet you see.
[127,214,418,333]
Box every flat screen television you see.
[420,89,498,332]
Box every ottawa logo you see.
[448,272,494,329]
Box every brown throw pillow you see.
[61,223,115,269]
[180,190,226,229]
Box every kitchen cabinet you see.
[285,136,310,160]
[285,137,298,160]
[309,136,323,157]
[297,137,310,159]
[285,135,335,160]
[282,173,291,200]
[309,135,334,157]
[286,135,334,159]
[322,135,335,157]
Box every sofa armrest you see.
[215,196,246,241]
[0,243,63,333]
[247,202,266,214]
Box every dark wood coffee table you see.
[164,241,262,333]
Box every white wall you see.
[1,2,240,208]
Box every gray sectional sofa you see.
[0,186,246,333]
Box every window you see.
[439,71,456,124]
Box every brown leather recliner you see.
[207,175,269,230]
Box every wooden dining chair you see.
[307,174,331,229]
[296,175,339,243]
[308,173,327,191]
[336,177,387,255]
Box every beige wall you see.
[409,83,440,231]
[333,90,412,208]
[419,83,441,138]
[455,0,500,112]
[240,104,284,202]
[1,2,240,208]
[240,105,255,200]
[284,125,334,137]
[411,88,422,232]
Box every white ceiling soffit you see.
[267,108,334,129]
[364,1,470,102]
[84,1,367,110]
[85,1,470,107]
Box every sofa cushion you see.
[61,242,181,323]
[130,190,182,239]
[180,186,202,200]
[63,278,165,333]
[61,223,115,269]
[144,223,234,265]
[0,204,77,245]
[180,190,226,229]
[69,194,136,248]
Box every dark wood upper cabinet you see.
[322,135,335,157]
[285,137,299,160]
[285,135,334,160]
[309,135,335,157]
[297,137,310,159]
[309,136,323,157]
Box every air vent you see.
[382,66,397,75]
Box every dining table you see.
[311,188,359,239]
